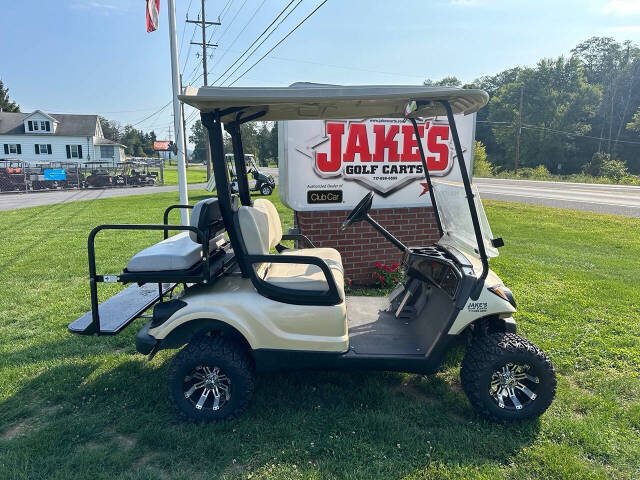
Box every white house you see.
[0,110,126,164]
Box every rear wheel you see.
[460,333,556,422]
[167,336,255,422]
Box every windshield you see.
[431,179,499,258]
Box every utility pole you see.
[514,85,523,172]
[187,0,219,179]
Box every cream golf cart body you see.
[69,84,556,422]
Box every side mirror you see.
[491,237,505,248]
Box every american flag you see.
[146,0,160,32]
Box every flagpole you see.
[167,0,189,224]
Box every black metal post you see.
[409,117,443,237]
[225,122,252,206]
[438,100,489,297]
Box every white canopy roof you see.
[179,83,488,122]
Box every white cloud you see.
[603,0,640,15]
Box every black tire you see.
[260,185,273,196]
[167,336,255,422]
[460,332,556,422]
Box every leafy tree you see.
[423,76,462,87]
[0,80,19,112]
[98,116,121,142]
[189,120,208,162]
[472,141,491,177]
[487,56,601,173]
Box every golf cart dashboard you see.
[403,246,468,298]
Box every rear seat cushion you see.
[238,206,270,255]
[126,232,225,272]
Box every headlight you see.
[488,285,516,308]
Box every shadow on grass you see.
[0,351,541,479]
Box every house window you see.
[28,121,33,131]
[66,144,82,159]
[41,121,46,131]
[101,145,115,158]
[9,144,18,154]
[45,121,51,132]
[33,121,39,131]
[36,144,51,155]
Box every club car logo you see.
[297,118,463,197]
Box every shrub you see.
[472,141,492,177]
[583,151,608,177]
[601,158,629,181]
[374,262,402,289]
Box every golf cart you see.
[68,84,556,423]
[227,153,275,196]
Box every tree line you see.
[427,37,640,176]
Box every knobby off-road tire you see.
[167,336,255,422]
[460,332,556,422]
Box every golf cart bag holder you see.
[69,199,232,336]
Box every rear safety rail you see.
[78,223,209,336]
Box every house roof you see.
[179,83,489,122]
[22,110,58,123]
[94,137,126,147]
[0,111,99,136]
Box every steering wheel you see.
[341,191,374,231]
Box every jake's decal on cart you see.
[467,302,488,313]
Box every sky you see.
[2,0,640,148]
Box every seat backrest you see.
[253,199,282,249]
[189,198,224,243]
[237,205,270,255]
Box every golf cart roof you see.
[179,83,488,122]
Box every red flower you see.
[376,261,382,269]
[391,263,399,269]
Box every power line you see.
[130,101,172,127]
[178,0,196,58]
[208,0,248,45]
[213,0,299,85]
[228,0,328,86]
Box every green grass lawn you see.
[157,164,209,185]
[0,190,638,479]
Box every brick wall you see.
[294,207,439,285]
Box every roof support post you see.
[438,100,488,298]
[201,111,251,278]
[225,122,252,206]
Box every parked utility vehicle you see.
[69,84,556,423]
[226,153,275,196]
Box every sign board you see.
[278,114,476,211]
[153,140,172,152]
[43,168,66,181]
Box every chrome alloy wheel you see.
[490,362,539,410]
[183,365,231,411]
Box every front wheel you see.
[460,333,556,422]
[260,185,273,196]
[167,336,255,422]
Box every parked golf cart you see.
[227,153,275,196]
[84,161,114,187]
[69,84,556,423]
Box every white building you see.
[0,110,125,164]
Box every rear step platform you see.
[69,283,174,335]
